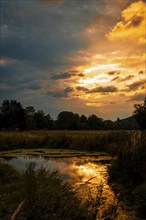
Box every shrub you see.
[132,183,146,218]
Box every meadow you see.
[0,130,141,153]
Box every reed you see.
[108,131,146,218]
[0,130,141,152]
[0,161,90,220]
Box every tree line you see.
[0,99,145,131]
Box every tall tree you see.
[56,111,76,130]
[80,115,88,130]
[45,114,54,129]
[133,97,146,130]
[0,100,25,130]
[34,110,47,129]
[87,114,104,130]
[24,106,36,130]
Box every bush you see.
[132,183,146,218]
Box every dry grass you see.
[0,130,141,152]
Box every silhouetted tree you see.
[45,114,54,129]
[104,120,114,130]
[87,114,104,130]
[0,100,25,130]
[56,111,77,130]
[34,110,47,129]
[133,97,146,130]
[79,114,88,130]
[24,106,36,130]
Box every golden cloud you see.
[107,1,146,45]
[86,102,104,107]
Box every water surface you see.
[0,150,132,219]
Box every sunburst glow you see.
[70,162,106,183]
[83,64,119,74]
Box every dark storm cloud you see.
[0,60,44,94]
[89,86,118,93]
[51,72,73,80]
[51,72,85,80]
[127,93,145,101]
[1,76,41,91]
[76,86,118,93]
[20,80,41,90]
[1,0,105,102]
[76,86,89,92]
[46,91,67,98]
[46,87,73,98]
[38,0,64,3]
[64,87,74,93]
[1,0,103,69]
[126,79,145,91]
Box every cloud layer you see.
[1,0,145,119]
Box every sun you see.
[83,64,119,74]
[76,63,121,89]
[78,75,111,88]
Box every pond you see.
[0,149,133,219]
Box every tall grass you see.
[0,130,141,152]
[108,131,146,218]
[0,161,90,220]
[0,161,125,220]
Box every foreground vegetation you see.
[0,161,124,220]
[0,130,145,219]
[108,131,146,218]
[0,162,91,220]
[1,130,145,218]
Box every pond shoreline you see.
[0,148,112,160]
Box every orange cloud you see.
[107,1,146,45]
[0,57,15,65]
[125,79,146,91]
[86,102,104,107]
[111,75,134,82]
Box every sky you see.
[0,0,146,120]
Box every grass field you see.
[0,130,141,153]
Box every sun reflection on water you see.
[2,156,130,219]
[69,162,107,184]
